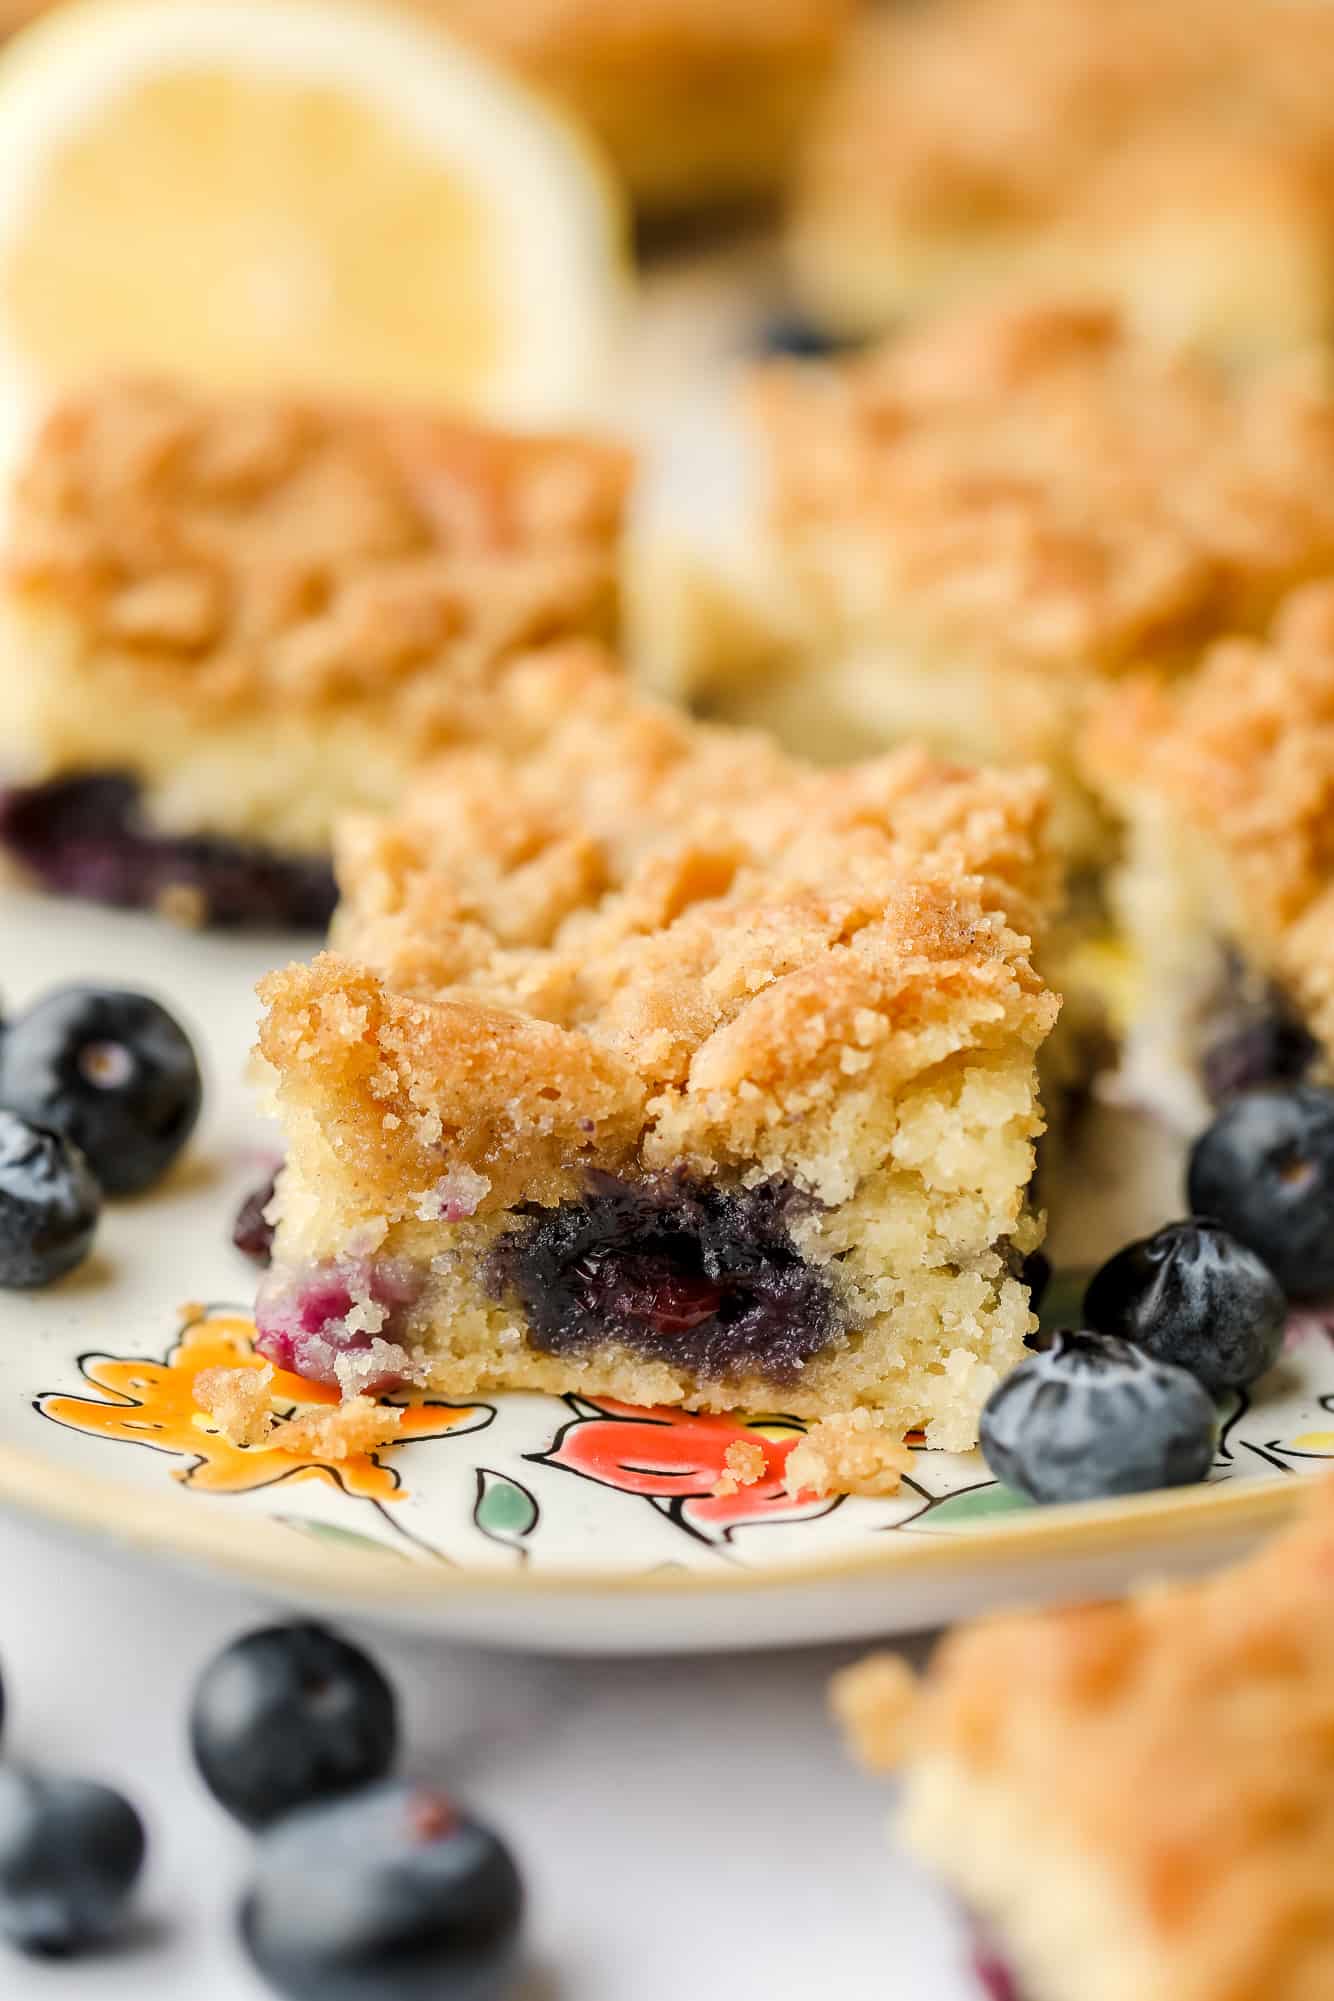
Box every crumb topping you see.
[795,0,1334,237]
[9,376,631,734]
[784,1408,915,1498]
[832,1651,922,1772]
[712,1436,768,1497]
[191,1363,406,1458]
[1086,581,1334,1053]
[193,1364,275,1448]
[259,646,1057,1216]
[903,1476,1334,1998]
[753,300,1334,672]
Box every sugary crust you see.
[790,0,1334,331]
[880,1477,1334,2001]
[8,375,631,741]
[752,300,1334,678]
[259,647,1057,1216]
[1085,582,1334,1054]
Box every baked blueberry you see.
[1082,1219,1286,1391]
[0,1767,145,1956]
[1200,999,1319,1104]
[0,985,202,1196]
[1187,1086,1334,1300]
[489,1170,838,1383]
[241,1781,523,2001]
[979,1331,1217,1504]
[0,1110,100,1288]
[0,773,338,931]
[233,1173,277,1265]
[191,1622,398,1829]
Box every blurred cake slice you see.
[737,300,1334,862]
[256,646,1058,1459]
[1084,583,1334,1131]
[430,0,858,217]
[788,0,1334,357]
[836,1474,1334,2001]
[0,376,631,925]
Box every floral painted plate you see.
[3,883,1332,1653]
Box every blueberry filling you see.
[1198,963,1318,1104]
[487,1169,841,1383]
[254,1259,421,1391]
[0,774,336,931]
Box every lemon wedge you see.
[0,0,629,434]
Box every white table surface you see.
[0,1507,970,2001]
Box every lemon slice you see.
[0,0,629,435]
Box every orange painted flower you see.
[37,1308,492,1499]
[531,1396,839,1541]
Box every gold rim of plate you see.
[0,1437,1302,1602]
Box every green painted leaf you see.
[923,1483,1033,1528]
[473,1470,539,1544]
[275,1517,411,1560]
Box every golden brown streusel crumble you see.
[784,1409,914,1500]
[842,1477,1334,2001]
[1085,582,1334,1063]
[1,377,632,854]
[738,298,1334,871]
[192,1365,276,1450]
[257,647,1058,1460]
[711,1437,767,1498]
[9,374,630,727]
[789,0,1334,351]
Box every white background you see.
[0,1510,969,2001]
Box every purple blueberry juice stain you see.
[487,1168,840,1383]
[967,1916,1023,2001]
[0,773,336,930]
[254,1260,422,1392]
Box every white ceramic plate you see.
[5,246,1334,1651]
[3,882,1332,1653]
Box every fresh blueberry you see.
[1200,999,1319,1104]
[1018,1249,1051,1313]
[0,1110,100,1288]
[1083,1219,1286,1391]
[980,1331,1217,1504]
[233,1173,277,1265]
[1187,1086,1334,1300]
[0,986,202,1196]
[0,1767,145,1955]
[191,1622,398,1829]
[756,313,854,359]
[241,1781,523,2001]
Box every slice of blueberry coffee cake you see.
[733,300,1334,861]
[834,1474,1334,2001]
[254,647,1058,1481]
[787,0,1334,357]
[1083,582,1334,1132]
[430,0,857,218]
[0,377,631,927]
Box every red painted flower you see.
[532,1397,838,1542]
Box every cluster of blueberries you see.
[0,984,202,1287]
[0,1620,523,1998]
[983,1087,1334,1504]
